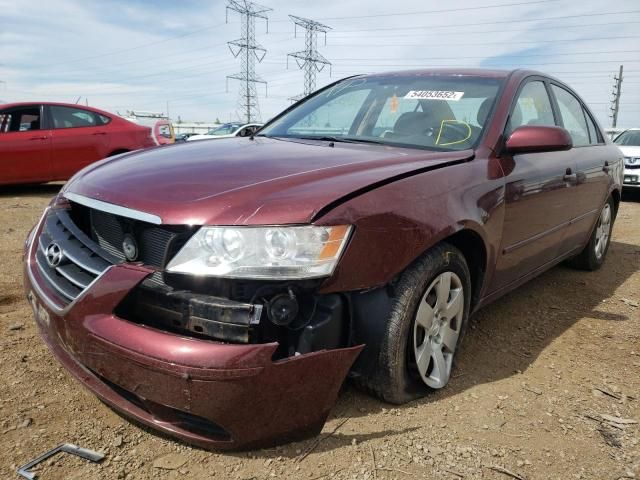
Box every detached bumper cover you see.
[24,217,362,450]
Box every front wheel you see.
[568,196,615,271]
[361,243,471,404]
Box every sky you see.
[0,0,639,127]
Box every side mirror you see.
[505,125,572,154]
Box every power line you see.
[39,22,230,69]
[321,10,640,32]
[226,0,272,123]
[271,0,563,22]
[327,20,640,36]
[328,50,640,61]
[328,21,640,39]
[322,35,640,48]
[287,15,332,100]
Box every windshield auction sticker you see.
[404,90,465,101]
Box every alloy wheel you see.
[412,271,464,389]
[594,203,612,260]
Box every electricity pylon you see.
[287,15,332,101]
[226,0,271,123]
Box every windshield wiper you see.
[256,134,387,146]
[294,135,388,146]
[293,135,351,143]
[340,137,386,145]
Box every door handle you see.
[29,135,48,140]
[603,161,610,173]
[563,168,577,182]
[92,131,107,135]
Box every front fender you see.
[315,158,505,293]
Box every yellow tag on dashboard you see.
[390,94,398,113]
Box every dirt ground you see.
[0,184,638,480]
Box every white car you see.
[186,122,263,141]
[613,128,640,189]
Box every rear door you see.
[48,105,111,179]
[0,105,52,184]
[491,79,579,291]
[549,84,612,251]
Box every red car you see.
[24,69,623,450]
[0,102,156,185]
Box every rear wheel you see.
[568,196,615,271]
[361,243,471,404]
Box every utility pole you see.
[610,64,623,128]
[287,15,332,101]
[226,0,271,123]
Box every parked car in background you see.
[613,128,640,189]
[174,132,199,143]
[24,69,622,450]
[605,127,626,140]
[186,122,262,141]
[0,102,156,186]
[118,110,175,145]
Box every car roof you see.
[0,101,115,117]
[355,67,568,82]
[361,68,513,79]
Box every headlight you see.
[166,225,352,279]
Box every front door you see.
[0,105,52,184]
[490,79,578,291]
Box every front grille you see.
[70,202,194,270]
[35,204,196,306]
[35,209,120,305]
[626,157,640,169]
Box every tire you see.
[568,196,615,271]
[360,243,472,404]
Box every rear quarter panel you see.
[107,119,154,152]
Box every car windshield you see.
[258,75,503,151]
[207,123,242,135]
[614,130,640,146]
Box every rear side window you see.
[551,85,590,147]
[507,81,555,134]
[583,109,602,144]
[50,106,100,129]
[0,107,41,133]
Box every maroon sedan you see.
[23,69,623,450]
[1,102,156,186]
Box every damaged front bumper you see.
[23,213,362,450]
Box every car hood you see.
[618,145,640,157]
[64,137,472,225]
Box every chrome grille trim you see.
[33,209,114,307]
[64,192,162,225]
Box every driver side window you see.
[507,81,556,135]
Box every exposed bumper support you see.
[24,224,362,449]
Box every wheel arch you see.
[442,227,488,310]
[610,187,621,217]
[107,148,130,157]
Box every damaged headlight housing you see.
[166,225,352,279]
